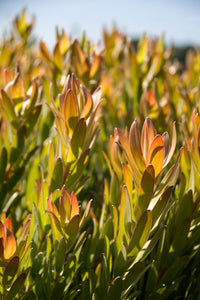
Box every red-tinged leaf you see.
[70,192,79,219]
[110,130,122,178]
[81,85,93,119]
[4,227,16,260]
[74,40,85,64]
[163,122,177,167]
[154,148,182,200]
[58,94,64,116]
[134,165,155,220]
[80,199,92,229]
[48,196,60,220]
[117,128,141,186]
[90,52,101,78]
[3,256,19,285]
[12,73,25,103]
[65,214,80,250]
[162,132,170,158]
[141,118,156,161]
[59,30,70,55]
[129,119,145,172]
[64,89,78,137]
[67,118,86,164]
[147,135,164,178]
[128,210,152,257]
[0,237,4,260]
[0,221,5,238]
[6,272,27,300]
[5,217,13,233]
[16,216,31,246]
[59,189,67,224]
[80,86,93,119]
[26,79,38,112]
[1,89,18,128]
[45,210,63,240]
[92,86,102,109]
[53,42,63,70]
[20,241,31,262]
[40,41,53,62]
[191,141,200,174]
[62,74,72,95]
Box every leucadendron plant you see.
[46,185,92,250]
[0,213,31,299]
[1,8,200,300]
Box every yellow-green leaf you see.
[128,210,152,257]
[64,89,78,137]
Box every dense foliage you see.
[0,9,200,299]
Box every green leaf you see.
[106,277,123,300]
[123,261,152,295]
[119,186,132,243]
[26,104,42,135]
[160,256,190,285]
[151,187,173,229]
[110,172,121,207]
[0,146,7,184]
[128,210,152,257]
[67,118,86,164]
[141,226,166,261]
[56,237,66,273]
[1,89,18,129]
[53,42,63,71]
[65,149,90,192]
[114,244,127,277]
[134,164,155,220]
[50,157,63,193]
[6,272,27,300]
[3,256,19,285]
[12,73,25,104]
[65,214,80,250]
[63,90,78,137]
[172,218,190,254]
[175,189,194,228]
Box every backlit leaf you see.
[64,89,78,137]
[128,210,152,257]
[67,118,86,164]
[4,227,16,260]
[147,135,164,179]
[129,119,145,172]
[12,73,25,104]
[80,86,93,119]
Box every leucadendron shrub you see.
[0,9,200,300]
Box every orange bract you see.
[117,118,177,191]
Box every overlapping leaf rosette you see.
[0,213,31,298]
[46,186,92,250]
[107,118,182,262]
[49,73,103,193]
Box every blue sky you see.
[0,0,200,49]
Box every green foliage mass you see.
[0,9,200,299]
